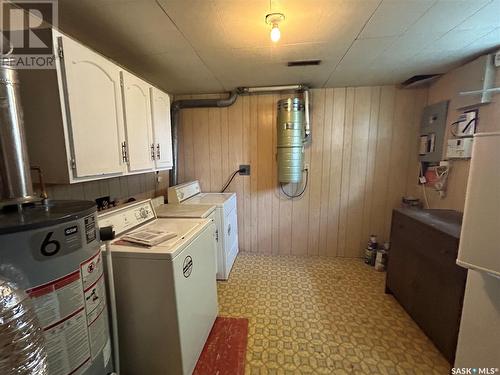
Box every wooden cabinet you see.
[20,30,128,183]
[121,71,154,173]
[150,87,173,170]
[386,208,467,364]
[19,30,172,184]
[60,34,126,179]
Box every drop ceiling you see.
[56,0,500,94]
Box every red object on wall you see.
[424,167,440,187]
[193,317,249,375]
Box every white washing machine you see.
[97,199,218,375]
[156,204,218,276]
[168,181,239,280]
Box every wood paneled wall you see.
[43,171,169,203]
[406,61,500,212]
[177,87,427,257]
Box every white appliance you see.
[168,181,239,280]
[97,199,218,375]
[156,203,217,220]
[455,132,500,368]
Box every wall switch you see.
[239,164,251,175]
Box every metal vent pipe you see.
[170,91,239,187]
[0,65,37,206]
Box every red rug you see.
[194,317,248,375]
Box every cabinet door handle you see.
[156,143,161,160]
[121,142,128,163]
[151,144,155,160]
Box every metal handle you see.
[215,229,218,242]
[121,142,128,163]
[156,144,161,160]
[151,144,155,160]
[227,224,231,237]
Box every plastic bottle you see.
[364,235,378,266]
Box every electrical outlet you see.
[239,164,251,175]
[304,163,310,171]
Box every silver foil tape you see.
[0,279,48,374]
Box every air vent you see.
[287,60,321,67]
[400,74,441,88]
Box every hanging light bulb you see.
[270,23,281,42]
[266,13,285,43]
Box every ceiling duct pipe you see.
[0,64,38,207]
[169,84,311,187]
[238,84,311,142]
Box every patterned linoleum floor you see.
[217,252,450,375]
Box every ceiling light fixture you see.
[265,13,285,43]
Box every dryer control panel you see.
[168,181,201,203]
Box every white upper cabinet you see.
[58,33,126,179]
[121,71,155,173]
[150,87,173,170]
[20,30,171,184]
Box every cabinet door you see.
[150,88,173,170]
[59,34,126,178]
[121,71,154,172]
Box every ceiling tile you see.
[359,0,436,39]
[156,0,230,49]
[425,27,497,52]
[335,37,398,69]
[463,27,500,54]
[382,32,445,60]
[269,42,346,63]
[141,51,224,94]
[316,0,380,42]
[405,0,491,34]
[52,0,499,93]
[197,46,334,89]
[456,0,500,31]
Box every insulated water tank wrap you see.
[277,98,305,183]
[0,279,48,374]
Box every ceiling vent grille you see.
[400,74,441,88]
[287,60,321,67]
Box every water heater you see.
[0,201,114,375]
[277,97,306,183]
[0,64,113,375]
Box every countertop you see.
[394,208,463,238]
